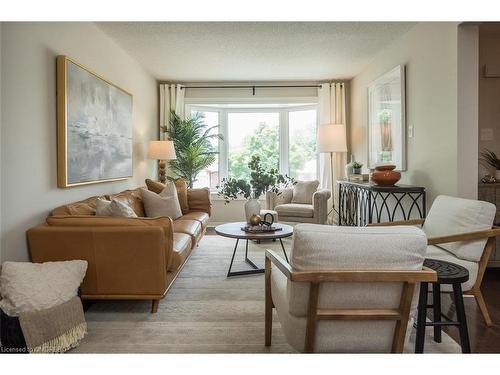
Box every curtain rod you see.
[177,83,343,95]
[180,85,325,89]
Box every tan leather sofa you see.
[26,186,211,313]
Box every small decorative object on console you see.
[371,164,401,186]
[481,175,496,184]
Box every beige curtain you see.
[318,82,347,224]
[159,84,185,140]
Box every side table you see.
[415,258,471,353]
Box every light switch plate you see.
[480,128,494,141]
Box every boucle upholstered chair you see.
[265,224,436,353]
[371,195,500,326]
[265,180,331,224]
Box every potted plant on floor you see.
[480,149,500,181]
[217,155,295,223]
[161,110,223,188]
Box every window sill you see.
[209,192,265,202]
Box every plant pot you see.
[495,170,500,181]
[353,167,362,175]
[371,164,401,186]
[244,198,261,223]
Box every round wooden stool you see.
[415,258,470,353]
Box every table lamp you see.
[148,140,177,183]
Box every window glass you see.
[227,112,279,181]
[289,109,317,180]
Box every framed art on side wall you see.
[367,65,406,171]
[56,55,133,188]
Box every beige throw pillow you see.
[96,198,138,218]
[141,185,182,220]
[291,180,320,204]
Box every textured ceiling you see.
[96,22,415,81]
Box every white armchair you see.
[265,224,436,353]
[266,180,331,224]
[371,195,500,326]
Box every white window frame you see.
[186,99,318,190]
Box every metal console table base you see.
[338,180,426,226]
[227,238,289,277]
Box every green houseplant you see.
[161,110,223,188]
[217,155,295,222]
[480,149,500,180]
[352,161,363,174]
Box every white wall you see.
[350,23,460,208]
[457,24,479,199]
[1,23,158,262]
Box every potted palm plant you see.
[161,111,223,188]
[480,149,500,180]
[217,156,295,222]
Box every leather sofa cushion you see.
[170,233,192,271]
[180,212,209,229]
[106,188,146,217]
[173,219,202,247]
[275,203,314,218]
[51,196,101,216]
[187,188,211,215]
[145,179,189,214]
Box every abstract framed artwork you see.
[57,55,133,188]
[367,65,406,171]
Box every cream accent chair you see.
[372,195,500,327]
[265,224,436,353]
[266,181,331,224]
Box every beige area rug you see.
[73,236,461,353]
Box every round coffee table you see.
[215,222,293,277]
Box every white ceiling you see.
[96,22,415,82]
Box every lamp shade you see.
[148,140,177,160]
[317,124,348,153]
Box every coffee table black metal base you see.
[415,258,471,353]
[227,238,289,277]
[215,222,294,278]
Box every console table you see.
[337,180,426,226]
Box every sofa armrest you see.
[266,188,293,209]
[187,187,211,216]
[27,226,168,297]
[312,189,331,224]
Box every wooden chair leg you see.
[265,257,273,346]
[151,299,160,313]
[473,290,493,327]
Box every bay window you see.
[187,103,318,189]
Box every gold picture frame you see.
[57,55,133,188]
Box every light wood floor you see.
[73,236,460,353]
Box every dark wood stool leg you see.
[432,283,442,343]
[453,282,471,353]
[415,282,428,353]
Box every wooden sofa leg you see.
[151,299,160,313]
[474,290,493,327]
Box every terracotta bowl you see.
[371,164,401,186]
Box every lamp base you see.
[158,160,166,183]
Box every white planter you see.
[244,198,261,223]
[495,170,500,180]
